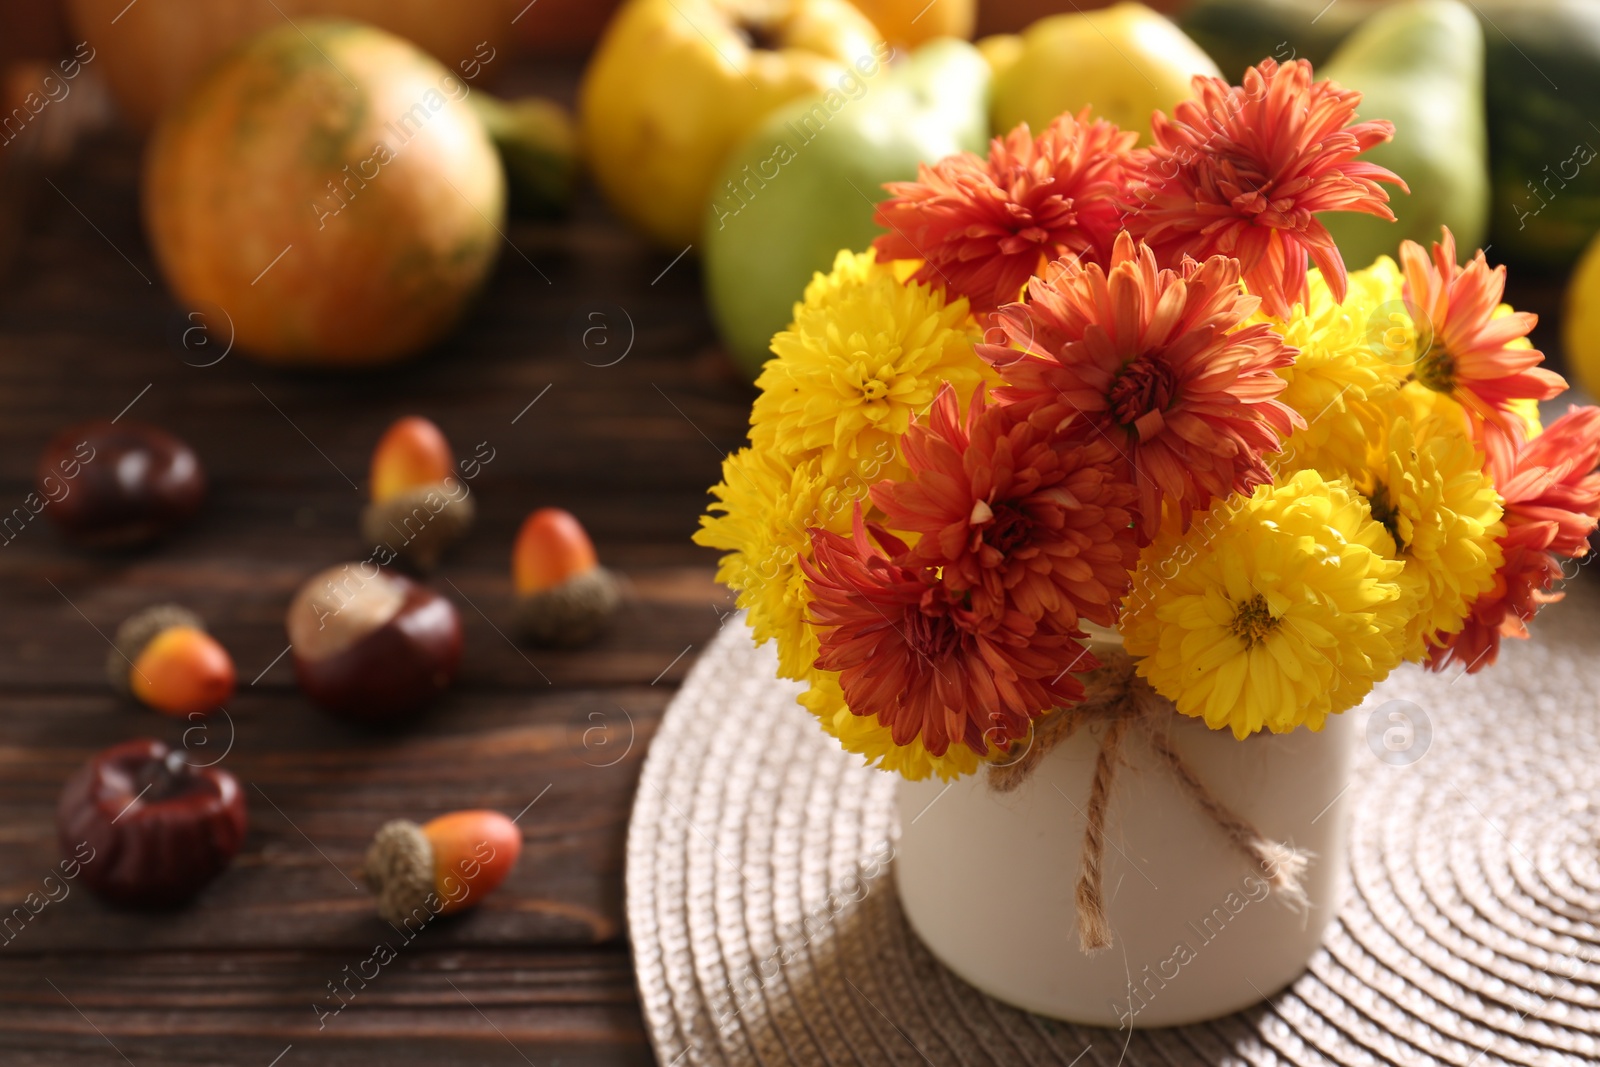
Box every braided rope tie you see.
[988,648,1309,953]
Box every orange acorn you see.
[360,416,475,571]
[512,508,620,646]
[107,605,235,717]
[363,809,522,925]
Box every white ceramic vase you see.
[895,705,1356,1028]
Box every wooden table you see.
[0,84,755,1064]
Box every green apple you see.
[702,39,991,380]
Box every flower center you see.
[978,500,1036,554]
[1368,481,1407,554]
[1108,356,1177,434]
[1413,343,1456,393]
[903,604,962,661]
[860,378,889,401]
[988,505,1035,553]
[1230,594,1279,646]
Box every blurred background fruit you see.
[1178,0,1374,80]
[579,0,884,247]
[1480,0,1600,272]
[1564,231,1600,398]
[471,93,580,217]
[1319,0,1489,269]
[704,37,991,378]
[142,20,506,366]
[65,0,515,129]
[523,0,1185,51]
[984,2,1218,144]
[10,0,1599,381]
[975,32,1023,79]
[852,0,976,47]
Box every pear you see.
[1319,0,1489,269]
[702,39,990,380]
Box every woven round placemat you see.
[626,581,1600,1067]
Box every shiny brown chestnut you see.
[38,420,205,549]
[287,562,462,722]
[57,738,246,908]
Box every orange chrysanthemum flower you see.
[1427,405,1600,673]
[872,385,1138,628]
[1400,227,1567,469]
[871,110,1137,314]
[802,509,1094,757]
[977,233,1301,535]
[1124,58,1406,320]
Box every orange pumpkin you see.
[143,20,505,367]
[66,0,515,130]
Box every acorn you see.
[107,604,235,717]
[359,416,475,571]
[286,562,462,723]
[511,508,619,647]
[363,809,522,926]
[58,738,247,908]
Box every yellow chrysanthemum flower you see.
[798,669,982,782]
[1263,259,1409,480]
[1354,384,1506,660]
[1120,469,1407,739]
[749,249,994,483]
[693,449,866,680]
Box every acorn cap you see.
[106,604,205,693]
[364,818,435,926]
[360,484,476,572]
[513,566,621,647]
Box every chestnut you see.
[511,508,620,647]
[38,420,205,549]
[57,738,246,908]
[358,416,475,572]
[287,562,462,722]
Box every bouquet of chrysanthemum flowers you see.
[696,58,1600,784]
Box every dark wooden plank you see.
[0,948,654,1066]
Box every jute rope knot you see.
[987,647,1310,954]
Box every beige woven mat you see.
[625,579,1600,1067]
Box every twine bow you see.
[987,648,1309,954]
